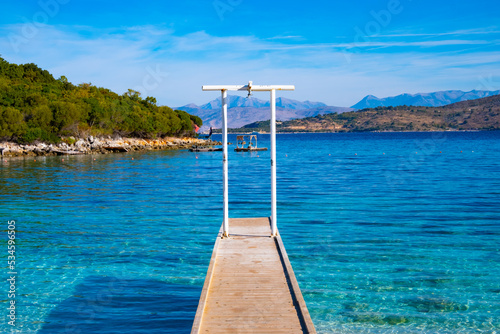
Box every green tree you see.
[0,106,26,138]
[124,89,141,101]
[51,101,82,131]
[84,97,105,127]
[125,105,154,136]
[189,114,203,127]
[28,105,53,130]
[175,109,193,134]
[143,96,157,106]
[159,106,181,135]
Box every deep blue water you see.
[1,131,499,333]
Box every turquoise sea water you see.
[1,131,499,333]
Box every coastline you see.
[218,129,491,135]
[0,136,219,157]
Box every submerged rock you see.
[405,296,469,313]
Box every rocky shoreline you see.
[0,136,219,157]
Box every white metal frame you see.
[202,81,295,237]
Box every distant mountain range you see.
[178,90,500,131]
[178,96,353,130]
[193,95,328,110]
[352,90,500,109]
[227,94,500,133]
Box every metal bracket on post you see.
[202,82,295,238]
[247,81,253,98]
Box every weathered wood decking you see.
[192,217,316,333]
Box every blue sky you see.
[1,0,499,107]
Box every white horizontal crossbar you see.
[202,84,295,91]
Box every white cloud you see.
[0,24,499,107]
[379,27,500,38]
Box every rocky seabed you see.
[0,136,217,157]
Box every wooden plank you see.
[275,230,317,333]
[191,217,316,333]
[191,226,223,333]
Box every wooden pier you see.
[191,217,316,333]
[194,82,313,332]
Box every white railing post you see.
[222,89,229,237]
[270,89,277,236]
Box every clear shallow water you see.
[1,131,499,333]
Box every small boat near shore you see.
[189,146,223,152]
[51,149,85,155]
[102,146,129,152]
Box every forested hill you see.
[229,94,500,133]
[0,57,202,143]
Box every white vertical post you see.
[270,89,277,236]
[222,90,229,237]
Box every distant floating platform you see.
[234,147,268,152]
[234,134,267,153]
